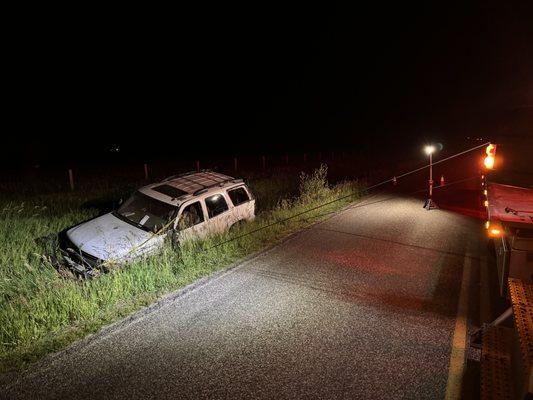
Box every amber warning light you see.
[484,143,497,170]
[485,220,504,238]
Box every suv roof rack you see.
[162,169,212,182]
[159,170,242,197]
[192,175,244,196]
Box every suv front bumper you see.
[58,231,103,278]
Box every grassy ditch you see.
[0,165,363,372]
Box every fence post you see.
[144,163,149,180]
[196,160,200,172]
[262,155,266,170]
[68,169,74,191]
[234,157,238,171]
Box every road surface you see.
[1,194,485,399]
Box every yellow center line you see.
[444,244,472,400]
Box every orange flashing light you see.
[486,221,504,238]
[483,143,497,170]
[484,156,495,169]
[489,228,502,237]
[486,143,496,156]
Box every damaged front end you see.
[58,231,106,278]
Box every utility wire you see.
[365,142,490,190]
[298,175,481,230]
[215,142,489,250]
[207,173,482,251]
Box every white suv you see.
[60,171,255,277]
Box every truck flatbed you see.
[487,183,533,225]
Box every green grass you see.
[0,165,363,372]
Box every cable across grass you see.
[0,165,363,372]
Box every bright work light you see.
[424,145,436,155]
[422,144,438,210]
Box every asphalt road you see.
[1,194,485,400]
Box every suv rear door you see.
[227,185,255,222]
[204,192,236,234]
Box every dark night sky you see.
[5,2,533,166]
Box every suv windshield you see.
[115,192,176,233]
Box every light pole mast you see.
[424,145,437,210]
[429,152,433,199]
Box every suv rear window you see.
[205,194,229,218]
[228,187,250,206]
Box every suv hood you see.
[66,212,155,261]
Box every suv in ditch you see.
[60,171,255,277]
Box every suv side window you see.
[177,201,205,230]
[228,187,250,206]
[205,194,229,218]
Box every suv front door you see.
[174,200,208,243]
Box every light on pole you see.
[423,145,438,210]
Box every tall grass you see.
[0,166,362,372]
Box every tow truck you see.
[475,142,533,399]
[484,181,533,296]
